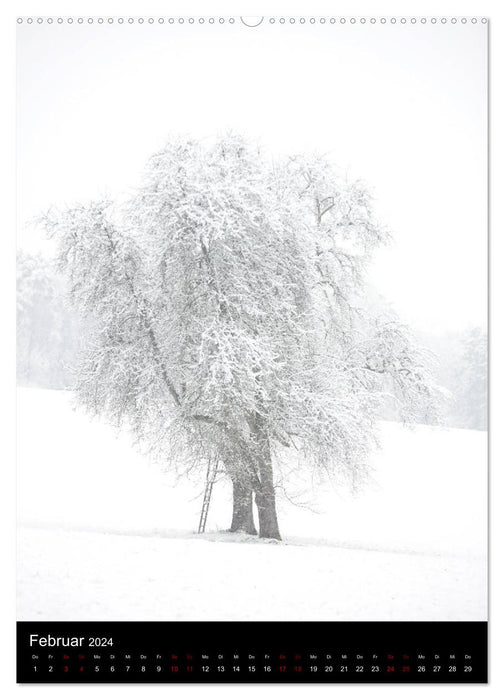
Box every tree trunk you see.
[229,477,257,535]
[252,415,282,540]
[255,457,282,540]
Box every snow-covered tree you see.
[17,250,80,388]
[457,327,487,430]
[41,134,439,539]
[419,327,487,431]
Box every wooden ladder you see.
[198,458,218,534]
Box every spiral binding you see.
[16,17,488,26]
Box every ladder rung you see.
[198,460,218,533]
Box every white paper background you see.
[1,2,501,700]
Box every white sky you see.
[16,19,487,333]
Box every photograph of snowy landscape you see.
[17,18,487,623]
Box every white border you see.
[1,1,501,699]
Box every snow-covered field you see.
[17,388,487,621]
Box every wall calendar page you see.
[16,14,488,684]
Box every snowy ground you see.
[17,388,487,621]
